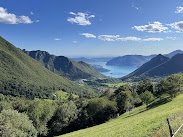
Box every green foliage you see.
[140,90,154,105]
[116,90,134,113]
[49,101,78,135]
[158,73,183,98]
[0,109,37,137]
[137,78,154,94]
[27,100,55,136]
[0,101,13,113]
[87,97,117,124]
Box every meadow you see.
[59,94,183,137]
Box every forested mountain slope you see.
[23,50,104,80]
[0,36,93,99]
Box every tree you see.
[137,78,155,95]
[158,73,183,98]
[116,90,134,114]
[27,100,55,136]
[87,97,117,124]
[140,90,154,105]
[49,101,78,136]
[0,109,37,137]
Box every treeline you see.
[0,79,97,100]
[0,73,183,137]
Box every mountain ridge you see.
[121,53,183,81]
[23,50,105,80]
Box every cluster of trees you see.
[0,73,183,136]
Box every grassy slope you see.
[59,94,183,137]
[0,36,92,96]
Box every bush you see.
[140,90,154,105]
[0,109,37,137]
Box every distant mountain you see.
[121,54,170,81]
[23,50,104,80]
[106,55,156,67]
[164,50,183,58]
[72,57,95,63]
[0,36,91,99]
[106,50,183,67]
[121,53,183,81]
[92,65,110,72]
[72,57,113,63]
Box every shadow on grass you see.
[147,97,172,110]
[121,96,172,120]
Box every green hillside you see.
[59,94,183,137]
[23,50,104,80]
[0,36,93,99]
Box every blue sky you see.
[1,0,183,57]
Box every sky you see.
[1,0,183,57]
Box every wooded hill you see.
[23,50,104,80]
[0,36,94,99]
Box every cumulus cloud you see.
[67,12,95,26]
[167,21,183,32]
[175,7,183,13]
[30,11,34,15]
[54,38,61,41]
[0,7,33,24]
[73,41,78,43]
[133,21,168,33]
[117,37,141,41]
[143,38,163,41]
[98,35,119,41]
[81,33,96,38]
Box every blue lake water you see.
[89,62,137,78]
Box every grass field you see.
[104,82,130,88]
[43,90,79,103]
[58,94,183,137]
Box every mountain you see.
[23,50,104,80]
[106,50,183,68]
[121,53,183,81]
[106,55,156,67]
[0,36,93,99]
[164,50,183,58]
[121,54,170,81]
[92,65,110,72]
[72,57,113,63]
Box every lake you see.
[88,62,137,78]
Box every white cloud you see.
[143,38,163,41]
[81,33,96,38]
[175,7,183,13]
[167,21,183,32]
[98,35,119,41]
[0,7,33,24]
[166,37,177,40]
[73,41,78,43]
[67,12,95,26]
[54,38,61,41]
[117,37,141,41]
[133,21,168,33]
[36,20,40,23]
